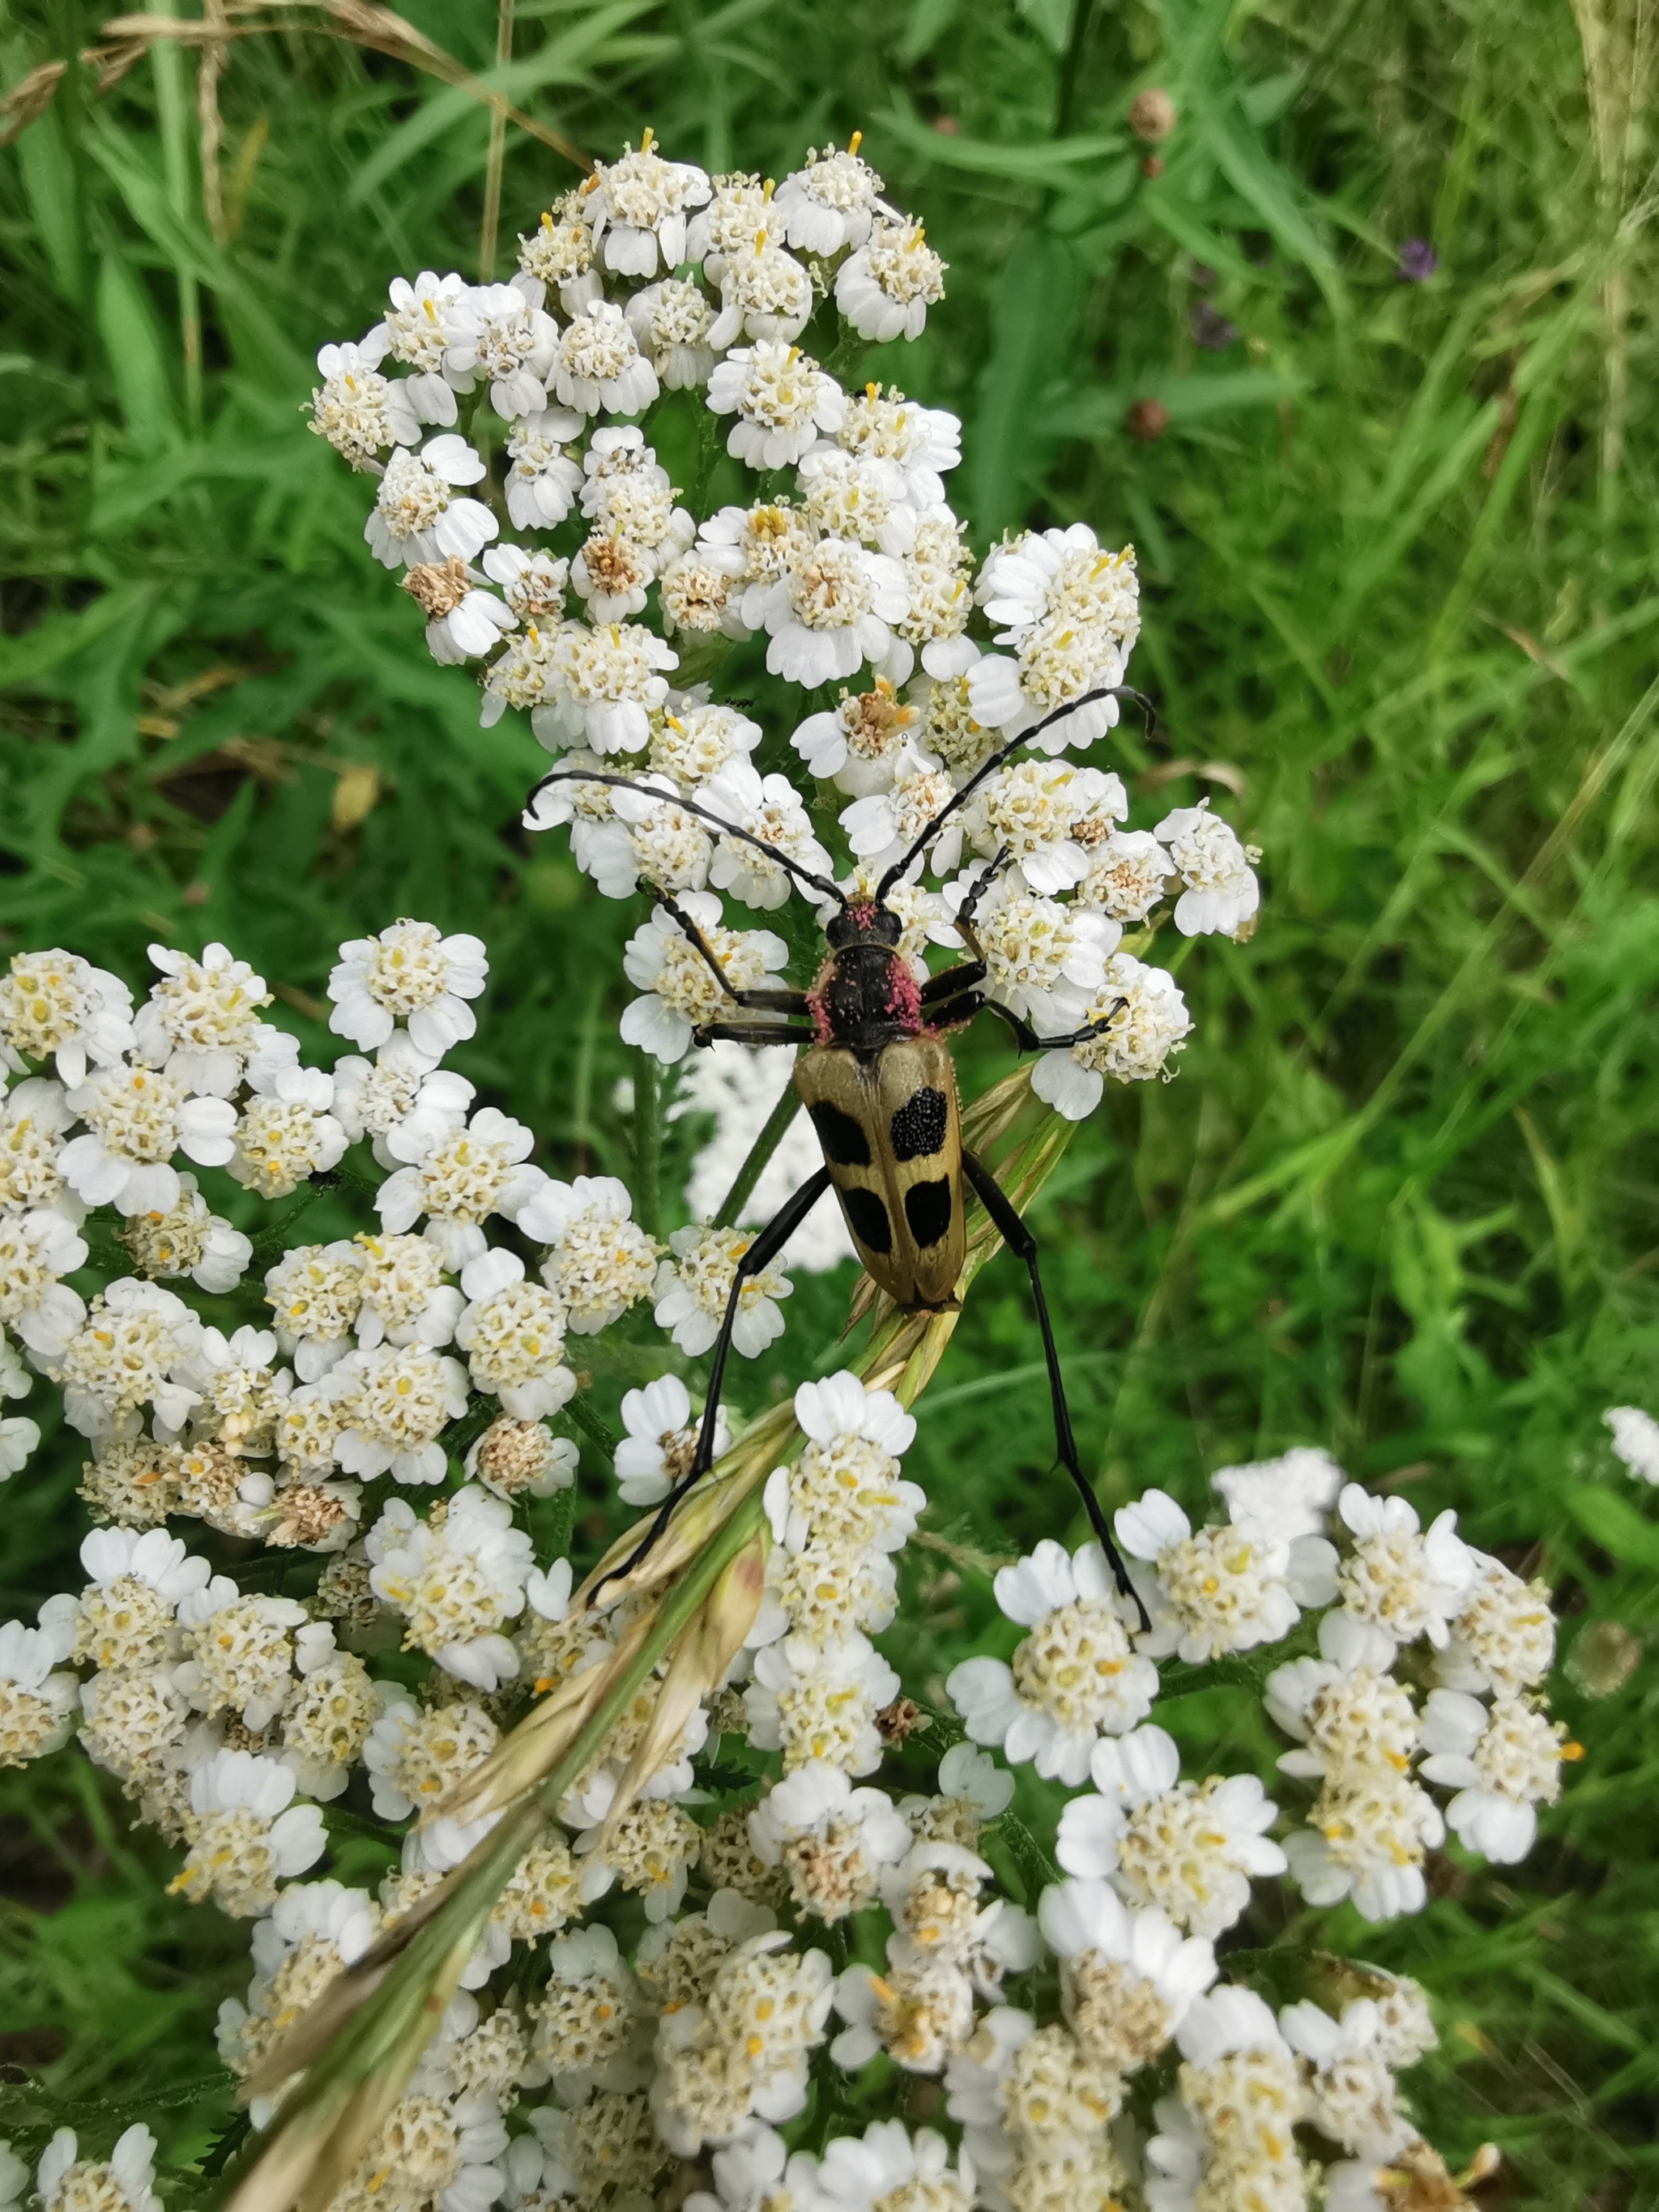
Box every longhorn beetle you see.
[530,684,1154,1622]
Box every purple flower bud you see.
[1397,238,1438,282]
[1189,301,1238,352]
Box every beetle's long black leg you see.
[919,959,986,1004]
[960,1148,1148,1626]
[687,1165,832,1480]
[1013,1005,1126,1052]
[643,881,812,1016]
[588,1166,834,1604]
[925,990,987,1034]
[956,995,1125,1054]
[924,991,1124,1053]
[693,1021,819,1047]
[928,987,1124,1052]
[947,905,995,978]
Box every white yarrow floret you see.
[365,435,497,569]
[947,1540,1158,1785]
[36,2125,162,2212]
[328,919,488,1057]
[1332,1484,1477,1664]
[0,948,136,1085]
[1114,1486,1336,1664]
[1056,1724,1287,1937]
[1418,1686,1572,1862]
[708,342,847,471]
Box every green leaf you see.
[0,582,160,690]
[1239,70,1303,126]
[966,228,1079,534]
[81,118,306,381]
[1016,0,1073,51]
[96,254,178,455]
[565,1388,621,1459]
[991,1813,1059,1904]
[1566,1488,1659,1571]
[1139,180,1268,282]
[13,100,84,301]
[536,1481,577,1566]
[898,0,960,62]
[876,100,1124,181]
[1196,104,1346,318]
[346,0,660,206]
[1046,366,1307,440]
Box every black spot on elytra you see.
[889,1086,948,1161]
[904,1177,954,1248]
[842,1185,892,1253]
[808,1100,872,1167]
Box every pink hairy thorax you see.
[885,956,923,1031]
[807,952,837,1046]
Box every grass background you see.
[3,0,1659,2201]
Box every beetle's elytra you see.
[794,1034,965,1311]
[532,683,1155,1622]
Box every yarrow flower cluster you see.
[0,134,1556,2212]
[0,937,1558,2212]
[309,129,1260,1122]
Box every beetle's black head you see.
[826,901,903,951]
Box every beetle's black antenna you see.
[527,767,850,906]
[873,684,1156,903]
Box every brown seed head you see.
[316,1553,380,1631]
[267,1483,351,1550]
[1128,87,1177,142]
[842,678,918,760]
[1125,399,1171,443]
[579,534,650,596]
[1376,2140,1499,2210]
[401,556,471,618]
[876,1696,924,1745]
[223,1716,273,1754]
[471,1416,559,1498]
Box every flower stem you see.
[714,1071,802,1228]
[633,1049,663,1238]
[564,1387,619,1459]
[478,0,514,279]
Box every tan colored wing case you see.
[793,1034,965,1309]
